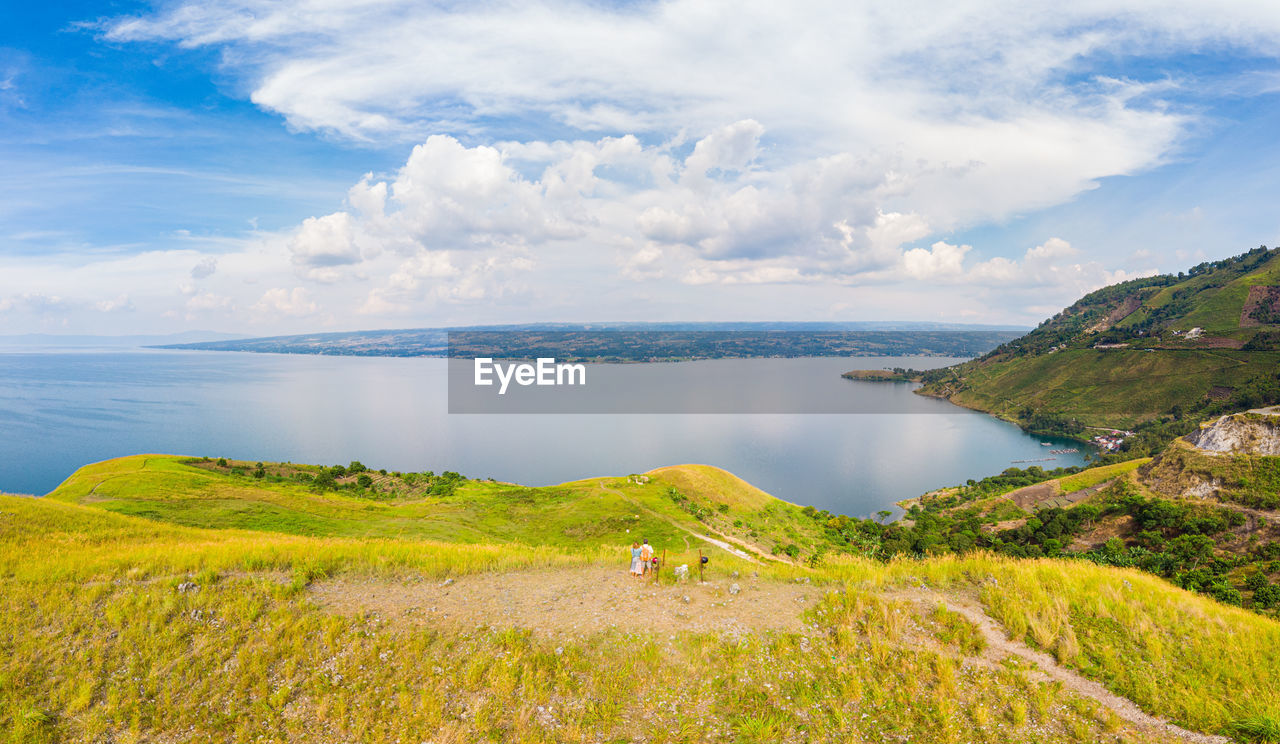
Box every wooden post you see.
[698,549,704,583]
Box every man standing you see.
[640,539,654,575]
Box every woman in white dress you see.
[629,542,643,576]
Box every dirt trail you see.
[885,587,1228,744]
[313,566,1223,742]
[312,566,819,637]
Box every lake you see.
[0,350,1091,516]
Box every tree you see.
[875,510,892,524]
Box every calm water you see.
[0,350,1091,516]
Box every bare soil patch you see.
[1003,482,1057,510]
[311,566,821,637]
[1241,285,1280,327]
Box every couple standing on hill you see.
[629,539,654,577]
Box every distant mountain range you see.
[152,321,1029,360]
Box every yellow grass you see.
[6,457,1280,742]
[1058,459,1150,494]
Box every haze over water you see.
[0,351,1090,515]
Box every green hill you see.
[885,407,1280,618]
[46,455,831,562]
[5,455,1280,742]
[916,246,1280,431]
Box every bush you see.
[1254,584,1280,610]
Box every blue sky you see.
[3,1,1280,334]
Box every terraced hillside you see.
[4,455,1280,742]
[916,247,1280,430]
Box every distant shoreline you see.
[149,323,1025,362]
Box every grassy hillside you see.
[879,416,1280,619]
[916,247,1280,433]
[47,455,834,563]
[6,461,1280,742]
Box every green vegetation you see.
[7,452,1280,741]
[801,438,1280,618]
[914,246,1280,432]
[1057,459,1149,493]
[1143,438,1280,510]
[841,368,919,382]
[6,463,1280,742]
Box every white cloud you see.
[102,1,1278,146]
[388,251,458,291]
[185,291,231,312]
[289,212,362,281]
[0,293,67,314]
[903,241,972,280]
[100,0,1216,262]
[6,0,1266,333]
[95,295,134,313]
[682,119,765,184]
[1025,237,1078,261]
[904,237,1159,302]
[252,287,319,317]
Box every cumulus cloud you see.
[98,0,1218,280]
[251,287,319,317]
[288,212,363,282]
[17,0,1267,331]
[899,238,1157,303]
[903,241,972,280]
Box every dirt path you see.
[312,566,819,637]
[885,587,1228,744]
[313,567,1223,743]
